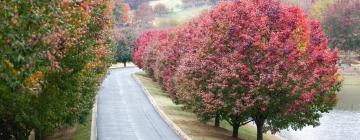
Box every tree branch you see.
[240,120,253,126]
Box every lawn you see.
[153,6,211,27]
[134,71,282,140]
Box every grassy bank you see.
[70,114,92,140]
[134,71,281,140]
[46,114,92,140]
[335,75,360,111]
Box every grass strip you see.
[135,71,281,140]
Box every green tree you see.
[0,0,114,139]
[115,28,136,67]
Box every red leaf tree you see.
[133,29,171,79]
[132,30,159,69]
[175,0,341,139]
[154,16,212,100]
[133,0,342,139]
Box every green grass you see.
[134,72,281,140]
[336,75,360,111]
[46,113,92,140]
[69,114,92,140]
[154,6,211,27]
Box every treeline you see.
[282,0,360,52]
[0,0,114,139]
[133,0,342,140]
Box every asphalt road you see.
[97,67,181,140]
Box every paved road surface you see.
[97,67,181,140]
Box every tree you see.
[175,0,341,139]
[125,0,148,9]
[0,0,114,138]
[133,0,341,139]
[134,2,155,27]
[280,0,315,13]
[154,20,204,101]
[154,3,169,16]
[181,0,196,8]
[310,0,335,19]
[322,0,360,51]
[209,0,220,5]
[113,2,131,27]
[133,30,161,69]
[114,28,137,67]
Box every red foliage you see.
[132,30,159,69]
[175,0,340,137]
[133,0,341,138]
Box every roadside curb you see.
[90,95,98,140]
[132,74,192,140]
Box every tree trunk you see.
[346,49,352,65]
[232,122,240,138]
[255,118,265,140]
[123,62,127,67]
[215,114,220,127]
[28,129,35,140]
[35,129,43,140]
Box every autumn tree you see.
[181,0,196,8]
[0,0,114,139]
[133,0,341,140]
[280,0,315,13]
[125,0,148,9]
[154,19,204,101]
[322,0,360,51]
[114,2,131,26]
[175,0,341,140]
[310,0,335,19]
[209,0,220,5]
[154,3,169,16]
[134,2,155,28]
[133,30,161,69]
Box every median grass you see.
[134,71,281,140]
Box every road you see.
[97,67,181,140]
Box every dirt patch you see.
[45,125,79,140]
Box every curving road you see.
[96,67,181,140]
